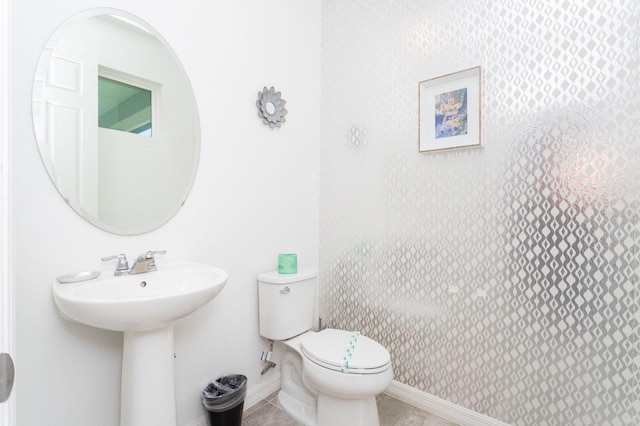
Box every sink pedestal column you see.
[121,325,176,426]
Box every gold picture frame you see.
[418,66,481,153]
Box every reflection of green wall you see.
[98,76,151,134]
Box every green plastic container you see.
[278,254,298,274]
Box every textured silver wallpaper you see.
[320,1,638,425]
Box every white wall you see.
[12,1,320,425]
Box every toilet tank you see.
[258,269,318,340]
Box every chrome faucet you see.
[102,251,166,275]
[130,250,166,274]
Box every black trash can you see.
[202,374,247,426]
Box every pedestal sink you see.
[52,261,228,426]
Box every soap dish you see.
[56,271,101,284]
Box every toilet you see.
[258,269,393,426]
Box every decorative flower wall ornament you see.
[257,86,287,128]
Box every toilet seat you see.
[301,329,391,374]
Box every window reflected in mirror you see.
[98,76,152,136]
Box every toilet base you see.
[279,388,381,426]
[317,393,379,426]
[278,390,316,426]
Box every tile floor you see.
[242,392,459,426]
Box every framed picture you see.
[418,66,481,153]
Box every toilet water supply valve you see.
[260,341,276,375]
[341,331,361,373]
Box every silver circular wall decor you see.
[257,86,287,128]
[32,8,201,235]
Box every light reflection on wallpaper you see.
[319,1,638,425]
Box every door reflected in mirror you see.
[32,9,200,235]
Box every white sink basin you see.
[52,260,228,426]
[52,261,228,331]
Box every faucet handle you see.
[144,250,166,259]
[143,251,166,272]
[101,253,129,275]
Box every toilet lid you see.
[301,329,391,374]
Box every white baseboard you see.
[385,380,511,426]
[185,373,281,426]
[185,410,209,426]
[187,376,508,426]
[243,372,281,411]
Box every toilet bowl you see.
[258,270,393,426]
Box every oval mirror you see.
[32,9,200,235]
